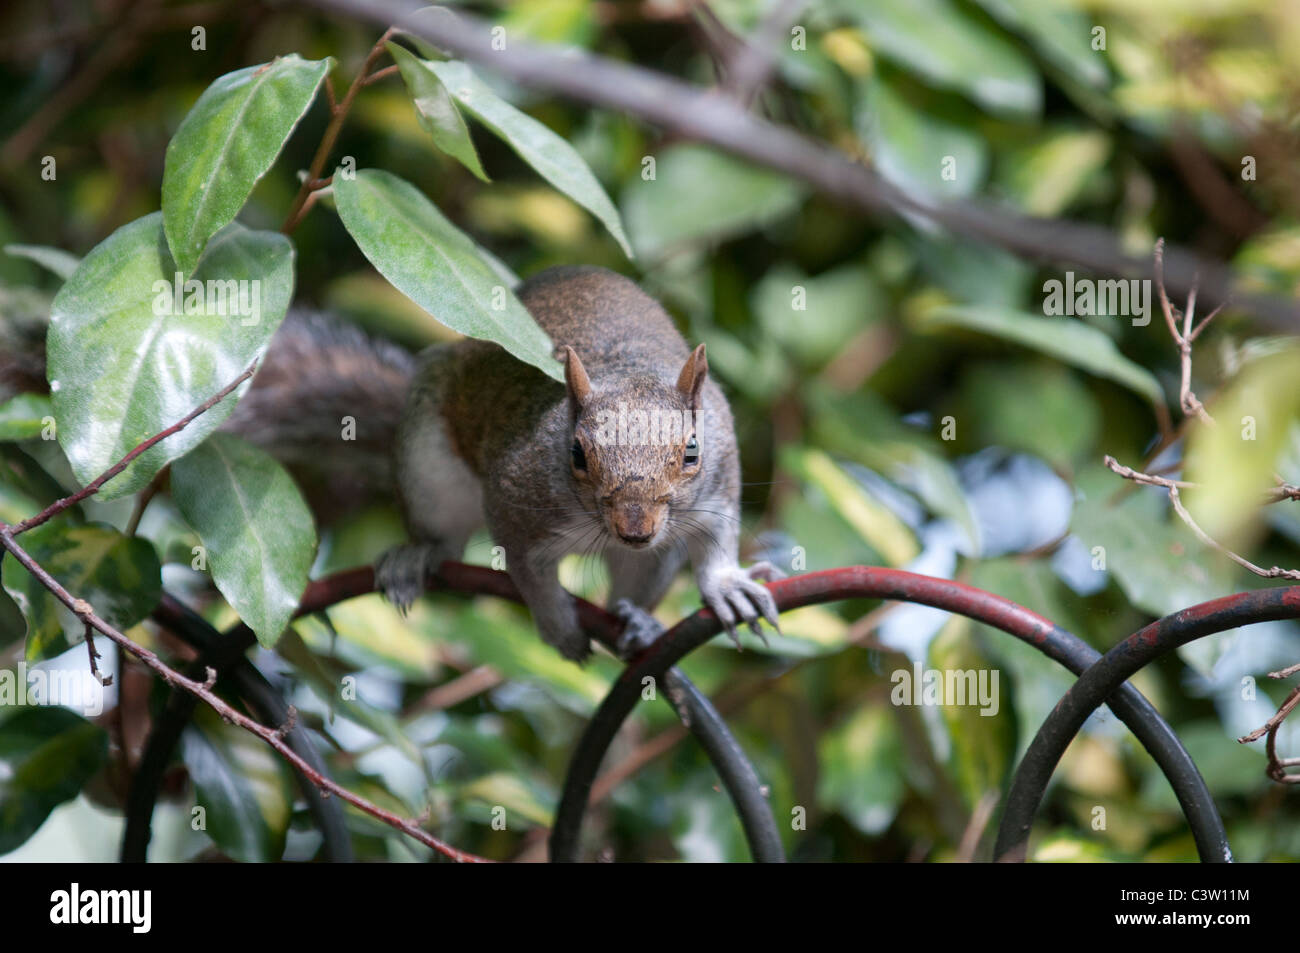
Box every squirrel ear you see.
[562,345,592,409]
[676,343,708,409]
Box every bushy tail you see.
[1,307,415,521]
[224,311,415,519]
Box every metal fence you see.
[124,563,1300,863]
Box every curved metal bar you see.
[995,585,1300,863]
[549,566,1229,863]
[138,565,784,863]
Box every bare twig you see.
[1154,238,1217,426]
[722,0,809,108]
[84,622,112,686]
[1238,668,1300,784]
[1105,455,1300,581]
[281,27,395,233]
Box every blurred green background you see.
[1,0,1299,862]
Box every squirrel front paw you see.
[613,598,665,659]
[375,543,450,614]
[698,562,783,648]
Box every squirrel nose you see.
[611,503,659,546]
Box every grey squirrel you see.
[235,265,780,661]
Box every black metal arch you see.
[995,585,1300,863]
[549,566,1230,863]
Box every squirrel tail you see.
[224,311,415,519]
[1,308,414,522]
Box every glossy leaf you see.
[181,704,294,862]
[0,706,108,853]
[1,520,161,662]
[424,59,632,257]
[915,305,1165,411]
[334,168,562,381]
[162,55,332,275]
[171,434,316,649]
[387,43,489,182]
[857,76,989,200]
[621,144,805,258]
[3,244,80,281]
[1184,349,1300,543]
[818,704,905,835]
[48,213,293,499]
[834,0,1041,118]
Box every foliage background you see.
[1,0,1299,862]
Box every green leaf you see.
[171,434,317,649]
[790,448,919,566]
[971,0,1109,91]
[422,60,632,257]
[276,627,424,766]
[621,144,805,258]
[0,706,108,853]
[958,361,1100,466]
[459,772,554,827]
[1184,349,1300,543]
[446,603,615,714]
[387,43,489,182]
[751,262,883,367]
[181,704,294,863]
[48,213,293,499]
[0,393,52,442]
[857,75,989,200]
[1,520,161,662]
[1070,468,1238,675]
[162,54,333,275]
[807,386,980,552]
[334,168,562,382]
[4,244,80,281]
[833,0,1041,118]
[817,704,905,835]
[997,129,1111,217]
[915,305,1165,412]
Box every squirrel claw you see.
[701,563,782,650]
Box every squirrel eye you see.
[683,435,700,467]
[571,439,588,472]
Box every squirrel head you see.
[561,344,708,550]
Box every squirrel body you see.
[376,266,778,661]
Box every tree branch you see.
[298,0,1300,330]
[0,525,488,862]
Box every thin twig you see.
[722,0,809,108]
[0,525,487,861]
[1153,238,1216,426]
[1105,455,1300,581]
[281,27,395,233]
[84,622,112,686]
